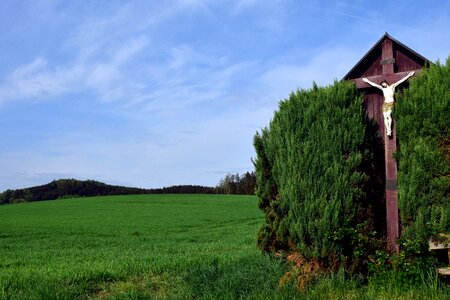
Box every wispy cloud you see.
[85,36,150,102]
[11,57,47,78]
[0,2,242,109]
[0,58,84,103]
[112,36,149,65]
[0,33,152,104]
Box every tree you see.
[217,172,256,195]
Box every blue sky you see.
[1,0,449,190]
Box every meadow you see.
[0,194,291,299]
[0,194,448,299]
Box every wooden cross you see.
[346,36,426,253]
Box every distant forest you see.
[0,172,256,204]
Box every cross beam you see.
[353,70,422,90]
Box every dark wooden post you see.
[384,129,399,253]
[381,38,400,253]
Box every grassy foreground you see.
[0,195,289,299]
[0,194,448,299]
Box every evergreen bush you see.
[395,58,450,243]
[254,81,378,269]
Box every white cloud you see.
[169,45,197,70]
[83,36,149,101]
[0,60,84,103]
[0,33,150,104]
[112,36,149,65]
[87,64,120,89]
[11,57,47,78]
[0,3,221,106]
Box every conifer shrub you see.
[254,81,379,269]
[395,58,450,246]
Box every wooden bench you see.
[429,234,450,276]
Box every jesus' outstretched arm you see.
[391,71,415,88]
[362,77,383,90]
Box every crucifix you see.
[345,34,427,253]
[362,71,415,137]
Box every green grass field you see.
[0,194,448,299]
[0,194,291,299]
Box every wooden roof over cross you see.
[344,32,430,88]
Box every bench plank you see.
[437,268,450,276]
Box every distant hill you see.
[0,179,217,204]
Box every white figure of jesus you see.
[362,71,415,136]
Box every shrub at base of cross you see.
[253,80,382,272]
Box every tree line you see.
[0,173,256,204]
[216,172,256,195]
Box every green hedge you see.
[395,58,450,242]
[254,81,379,268]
